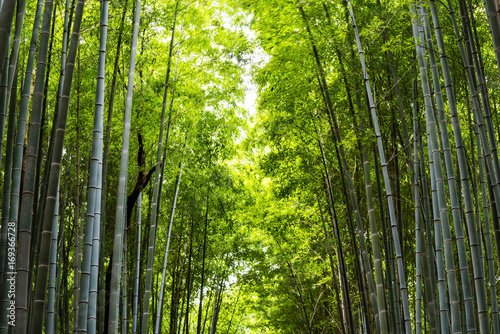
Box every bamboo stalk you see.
[141,3,179,331]
[428,2,490,331]
[29,0,86,330]
[347,1,412,332]
[131,193,142,333]
[46,181,60,334]
[155,158,185,334]
[107,0,141,330]
[85,0,108,331]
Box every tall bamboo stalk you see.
[0,62,16,332]
[413,75,423,334]
[483,0,500,76]
[0,0,15,83]
[477,119,500,332]
[350,70,388,334]
[76,0,108,331]
[428,2,490,332]
[131,192,142,333]
[197,181,211,334]
[141,4,179,331]
[5,0,27,100]
[315,190,345,333]
[15,0,57,329]
[299,7,379,332]
[107,0,141,330]
[347,1,412,332]
[0,0,27,172]
[46,181,60,334]
[412,6,466,332]
[99,0,128,329]
[29,0,86,330]
[73,47,81,333]
[446,0,500,271]
[0,42,8,176]
[155,158,185,334]
[418,6,485,332]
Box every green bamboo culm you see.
[7,0,55,330]
[141,2,179,331]
[446,0,500,270]
[79,0,108,331]
[427,2,491,332]
[483,0,500,76]
[121,218,128,334]
[107,0,141,331]
[0,42,8,178]
[13,0,50,329]
[0,37,9,312]
[477,117,500,332]
[413,74,423,334]
[412,6,466,332]
[131,192,142,333]
[0,58,15,293]
[0,59,16,334]
[417,104,440,332]
[0,0,27,171]
[346,1,413,332]
[299,6,379,332]
[28,0,73,303]
[155,158,185,334]
[420,5,482,332]
[458,0,500,213]
[355,99,388,334]
[0,0,15,83]
[46,182,60,334]
[5,0,27,101]
[28,0,86,331]
[98,0,128,330]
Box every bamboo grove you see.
[3,0,500,332]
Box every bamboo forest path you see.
[2,0,500,333]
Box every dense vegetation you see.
[2,0,500,332]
